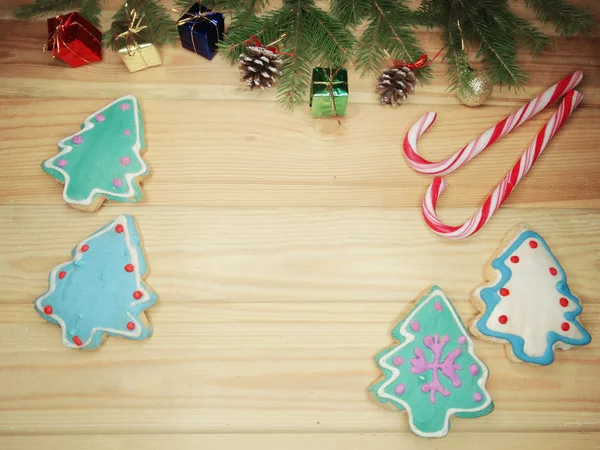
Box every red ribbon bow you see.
[394,48,443,70]
[245,35,294,57]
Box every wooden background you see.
[1,1,599,449]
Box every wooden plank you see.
[1,99,600,208]
[1,207,599,304]
[1,433,599,450]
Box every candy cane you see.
[404,71,583,176]
[423,89,583,240]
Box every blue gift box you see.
[177,3,224,60]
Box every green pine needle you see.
[14,0,102,26]
[526,0,597,37]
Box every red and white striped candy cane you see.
[404,71,583,175]
[423,90,583,240]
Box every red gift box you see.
[46,12,102,68]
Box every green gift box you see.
[309,67,349,118]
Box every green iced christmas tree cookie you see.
[369,286,494,438]
[42,95,149,212]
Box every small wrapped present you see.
[45,12,102,68]
[310,67,349,118]
[111,8,162,73]
[177,2,225,60]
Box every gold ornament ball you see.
[458,70,493,107]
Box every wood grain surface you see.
[1,1,599,449]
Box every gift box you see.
[112,21,162,73]
[309,67,349,118]
[177,3,225,60]
[46,12,102,68]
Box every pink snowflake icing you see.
[410,334,462,404]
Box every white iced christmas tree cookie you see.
[471,226,591,365]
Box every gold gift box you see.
[113,23,162,73]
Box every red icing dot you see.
[133,290,143,300]
[560,297,569,307]
[127,322,135,330]
[115,224,124,233]
[44,305,53,314]
[529,240,538,249]
[72,336,83,346]
[498,315,508,324]
[510,255,520,263]
[499,288,510,297]
[125,264,134,273]
[561,322,570,331]
[81,244,89,252]
[549,267,558,276]
[58,271,66,280]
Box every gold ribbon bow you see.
[114,4,148,57]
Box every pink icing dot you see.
[394,384,406,395]
[120,103,130,111]
[410,321,420,332]
[72,135,83,145]
[458,335,467,345]
[113,178,123,188]
[434,301,443,312]
[57,159,68,167]
[469,364,479,376]
[473,392,483,402]
[123,129,131,136]
[120,156,131,166]
[392,356,403,366]
[95,114,105,122]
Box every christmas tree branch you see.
[103,0,177,49]
[14,0,102,26]
[173,0,244,11]
[443,18,474,96]
[525,0,596,37]
[217,0,273,63]
[333,0,428,78]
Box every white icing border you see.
[376,288,492,438]
[35,215,154,349]
[43,95,147,206]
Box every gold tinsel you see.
[458,70,493,107]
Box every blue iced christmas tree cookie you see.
[34,215,158,350]
[472,226,591,365]
[42,95,149,212]
[369,286,493,438]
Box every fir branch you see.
[507,13,550,58]
[458,0,527,89]
[348,0,428,78]
[308,7,356,66]
[79,0,102,26]
[173,0,244,12]
[14,0,102,26]
[217,10,283,64]
[525,0,597,38]
[443,18,474,97]
[277,0,314,108]
[330,0,369,27]
[104,0,177,49]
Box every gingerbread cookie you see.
[34,215,158,350]
[471,226,591,365]
[369,286,493,438]
[42,95,149,212]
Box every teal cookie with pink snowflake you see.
[42,95,149,212]
[34,215,158,350]
[369,286,493,438]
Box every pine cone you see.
[376,66,416,107]
[239,46,283,90]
